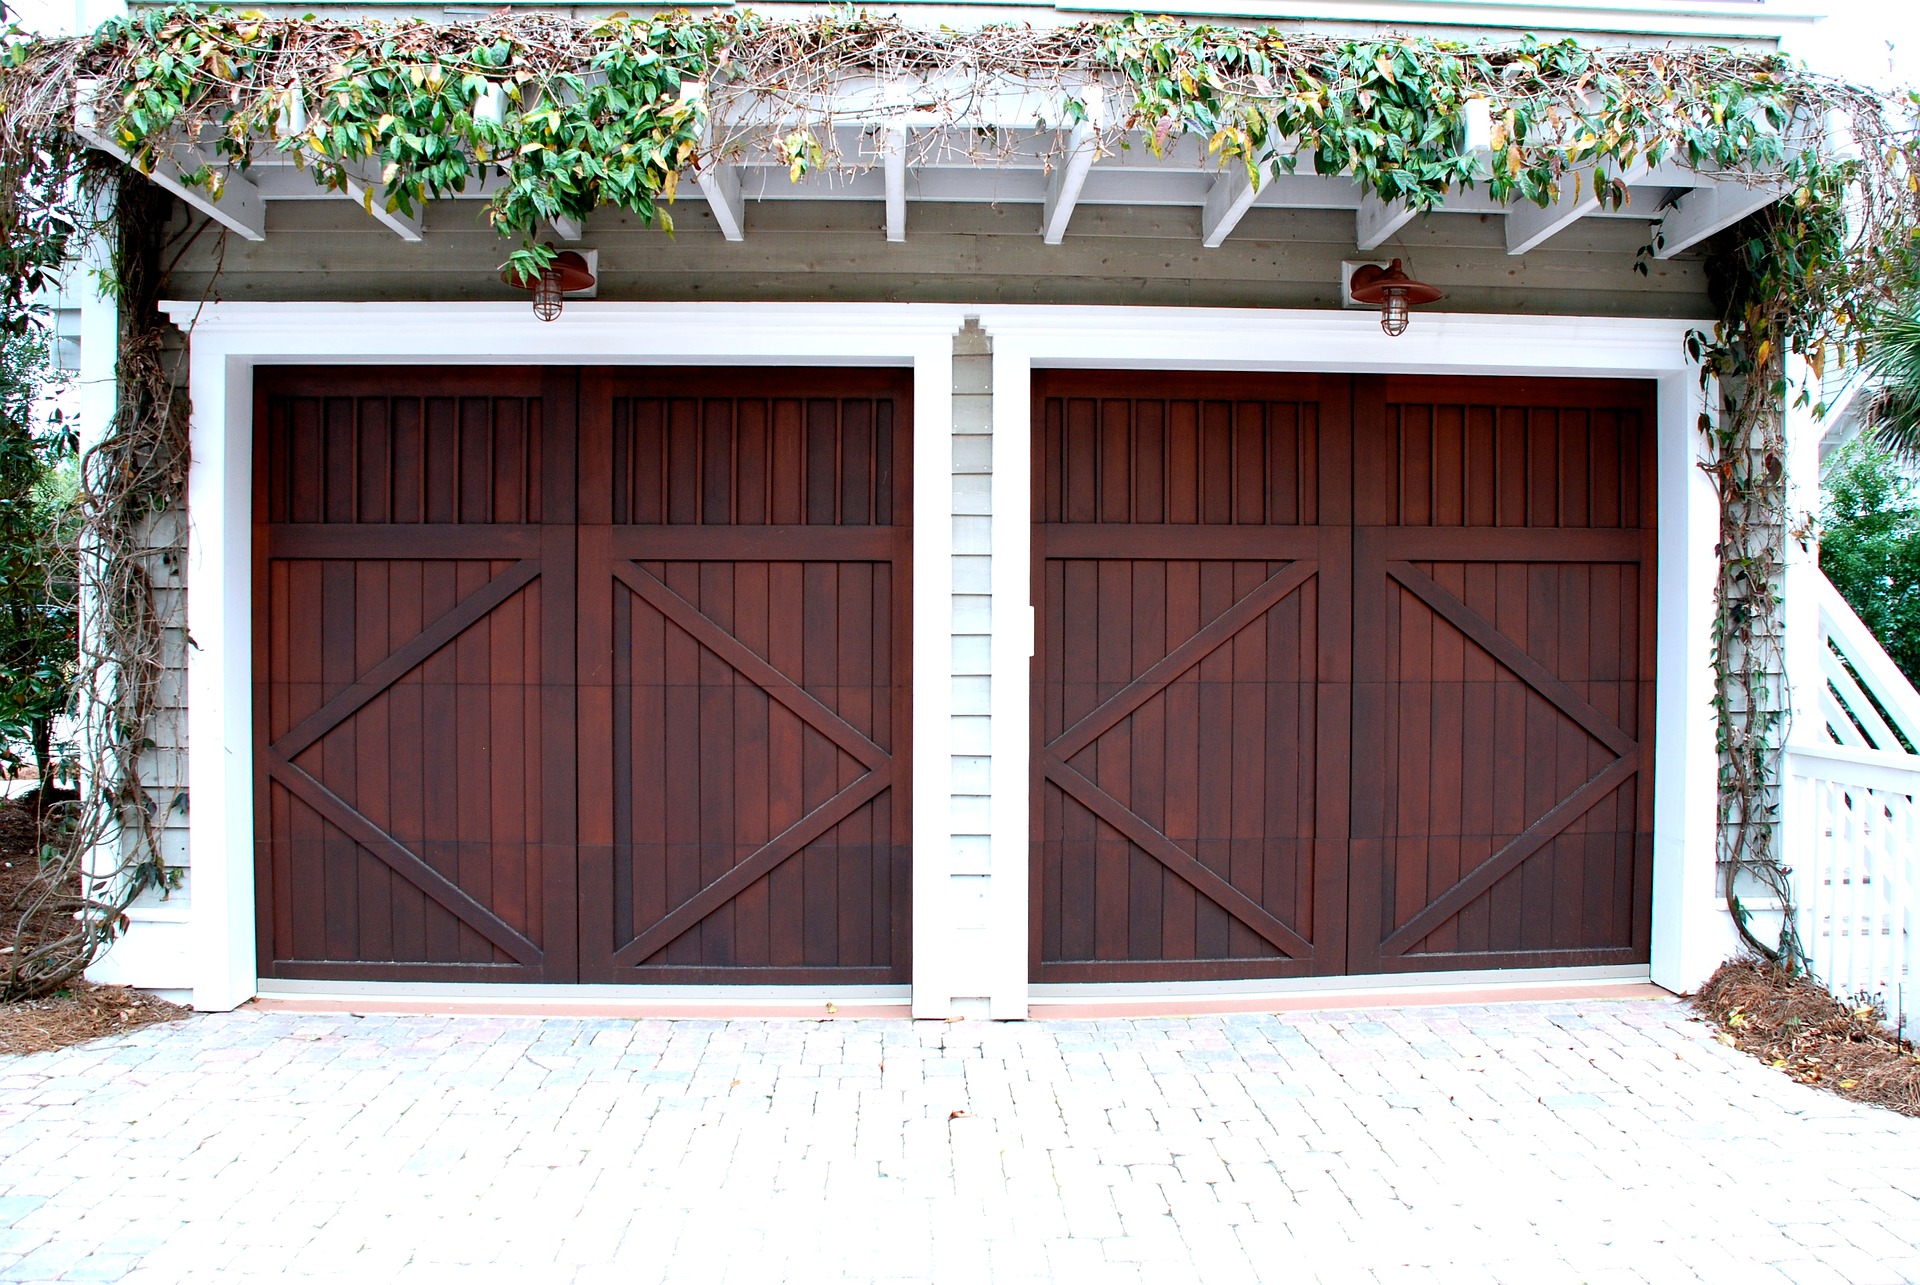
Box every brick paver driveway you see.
[1,996,1917,1284]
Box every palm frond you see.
[1864,313,1920,462]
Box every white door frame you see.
[973,305,1728,998]
[163,300,1728,1011]
[163,301,964,1010]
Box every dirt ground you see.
[0,789,189,1056]
[1692,957,1920,1117]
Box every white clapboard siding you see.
[951,323,995,897]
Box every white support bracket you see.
[881,126,907,243]
[1356,191,1419,251]
[549,216,584,242]
[1041,86,1102,245]
[338,160,425,242]
[698,164,746,242]
[1506,159,1648,255]
[1201,156,1260,249]
[1652,179,1786,259]
[74,81,266,242]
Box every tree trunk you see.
[30,714,50,814]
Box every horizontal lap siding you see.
[166,202,1711,319]
[951,326,994,951]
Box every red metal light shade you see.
[501,249,596,321]
[1348,259,1444,337]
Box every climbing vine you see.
[0,5,1915,991]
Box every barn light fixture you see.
[501,247,596,321]
[1347,259,1444,337]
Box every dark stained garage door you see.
[1033,372,1657,982]
[255,367,912,984]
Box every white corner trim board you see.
[158,301,1720,1012]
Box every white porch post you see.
[1649,366,1739,992]
[184,342,257,1010]
[985,331,1034,1018]
[907,329,958,1016]
[1781,356,1827,742]
[1774,356,1830,971]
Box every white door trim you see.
[973,306,1721,998]
[164,300,1723,1010]
[163,301,966,1010]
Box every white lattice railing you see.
[1781,574,1920,1026]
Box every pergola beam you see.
[74,82,266,242]
[338,161,424,242]
[1506,160,1648,255]
[1201,159,1259,248]
[881,127,907,243]
[1356,191,1419,251]
[698,164,747,241]
[1651,179,1786,258]
[682,80,747,241]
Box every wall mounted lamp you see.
[1346,259,1444,337]
[502,247,597,321]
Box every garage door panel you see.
[260,366,905,986]
[1351,411,1656,983]
[608,589,874,895]
[257,369,576,983]
[1398,820,1644,959]
[266,774,548,968]
[591,554,899,978]
[1354,586,1642,964]
[1040,371,1650,982]
[1040,379,1339,526]
[608,386,897,527]
[1033,377,1353,981]
[1035,376,1351,981]
[263,383,552,527]
[1037,804,1297,972]
[580,369,913,984]
[1364,379,1655,532]
[621,796,893,971]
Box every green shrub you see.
[1821,434,1920,684]
[0,326,76,784]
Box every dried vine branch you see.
[0,163,186,999]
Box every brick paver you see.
[1,997,1917,1283]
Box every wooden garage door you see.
[255,367,910,984]
[1032,371,1655,981]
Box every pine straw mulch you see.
[0,787,189,1056]
[1691,957,1920,1118]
